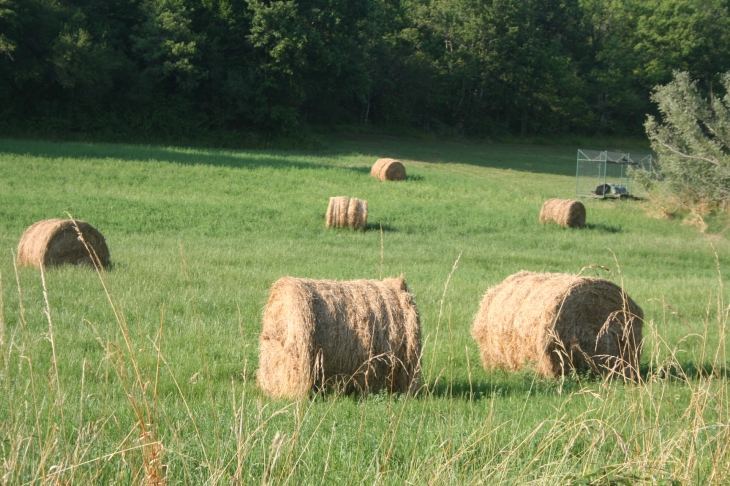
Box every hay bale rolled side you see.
[258,276,422,398]
[471,271,642,379]
[325,196,368,230]
[326,196,347,228]
[371,158,406,181]
[17,219,111,268]
[539,198,586,228]
[370,158,389,178]
[346,197,368,230]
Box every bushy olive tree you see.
[644,71,730,212]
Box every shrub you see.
[642,71,730,214]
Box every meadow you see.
[0,135,728,484]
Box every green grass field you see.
[1,135,728,484]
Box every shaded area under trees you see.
[2,0,730,139]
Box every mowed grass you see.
[0,136,728,484]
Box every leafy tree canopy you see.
[2,0,730,139]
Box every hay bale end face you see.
[471,271,643,380]
[17,219,111,269]
[539,198,586,228]
[371,158,406,181]
[257,276,422,398]
[325,196,368,230]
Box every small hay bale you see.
[539,198,586,228]
[370,158,389,178]
[471,271,643,380]
[258,276,422,398]
[17,219,111,269]
[325,196,368,230]
[371,158,406,181]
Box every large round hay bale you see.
[258,276,422,398]
[325,196,368,230]
[17,219,111,269]
[371,158,406,181]
[471,271,643,380]
[539,198,586,228]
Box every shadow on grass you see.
[317,359,729,403]
[2,135,580,177]
[347,166,373,175]
[366,222,397,232]
[0,138,348,173]
[426,361,729,401]
[427,374,584,401]
[345,165,425,182]
[322,134,584,176]
[649,360,730,380]
[585,223,622,233]
[321,222,397,232]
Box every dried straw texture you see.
[371,158,406,181]
[471,271,643,379]
[539,198,586,228]
[258,276,422,398]
[325,196,368,230]
[17,219,111,269]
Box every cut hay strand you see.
[325,197,368,230]
[257,276,422,398]
[371,158,406,181]
[539,198,586,228]
[471,271,643,379]
[17,219,111,269]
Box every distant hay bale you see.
[471,271,643,380]
[371,158,406,181]
[539,198,586,228]
[325,196,368,230]
[258,276,422,398]
[17,219,111,269]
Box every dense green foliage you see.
[1,136,728,483]
[644,71,730,214]
[3,0,730,139]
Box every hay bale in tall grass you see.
[325,196,368,230]
[539,198,586,228]
[258,276,422,398]
[371,158,406,181]
[471,271,643,379]
[17,219,111,269]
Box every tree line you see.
[2,0,730,138]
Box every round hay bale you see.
[17,219,111,269]
[258,276,422,398]
[370,158,388,178]
[371,158,406,181]
[471,271,643,380]
[539,198,586,228]
[325,196,368,230]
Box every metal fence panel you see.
[576,151,606,197]
[576,149,651,198]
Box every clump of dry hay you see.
[371,158,406,181]
[471,271,643,380]
[325,196,368,230]
[258,276,422,398]
[17,219,111,269]
[539,198,586,228]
